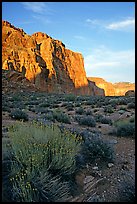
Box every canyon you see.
[88,77,135,96]
[2,20,134,96]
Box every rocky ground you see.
[2,87,135,202]
[2,20,135,202]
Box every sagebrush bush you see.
[118,180,135,202]
[76,116,96,127]
[118,98,128,105]
[9,109,29,121]
[76,135,114,167]
[104,105,114,113]
[76,107,84,115]
[53,110,71,124]
[115,121,135,138]
[2,122,81,202]
[95,115,112,125]
[65,94,76,102]
[127,102,135,109]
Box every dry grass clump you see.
[2,122,81,202]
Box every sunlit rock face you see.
[88,77,115,96]
[113,83,135,96]
[88,77,135,96]
[2,20,104,96]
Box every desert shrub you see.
[127,102,135,109]
[76,116,96,127]
[76,135,114,167]
[95,115,112,125]
[118,180,135,202]
[66,102,74,111]
[104,105,114,113]
[29,101,39,105]
[53,110,71,124]
[36,107,49,114]
[45,112,55,122]
[65,94,76,102]
[85,109,93,115]
[2,105,11,112]
[115,121,135,138]
[2,122,81,202]
[119,106,127,111]
[39,102,50,108]
[118,98,128,105]
[9,109,29,121]
[109,98,119,105]
[76,107,84,115]
[129,116,135,123]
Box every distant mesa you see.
[88,77,135,96]
[2,20,134,96]
[125,90,135,97]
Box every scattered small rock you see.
[92,166,99,170]
[108,163,114,168]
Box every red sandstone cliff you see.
[88,77,135,96]
[2,20,104,96]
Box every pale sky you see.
[2,2,135,83]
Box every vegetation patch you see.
[9,109,29,121]
[76,115,96,127]
[2,122,81,202]
[115,120,135,138]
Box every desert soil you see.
[2,95,135,202]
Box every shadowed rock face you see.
[88,77,135,96]
[2,20,104,96]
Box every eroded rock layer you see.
[88,77,135,96]
[2,20,104,96]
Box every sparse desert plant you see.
[53,110,71,124]
[85,109,93,115]
[76,135,114,167]
[118,98,128,105]
[9,109,29,121]
[76,115,96,127]
[95,114,112,125]
[66,102,74,111]
[127,102,135,109]
[104,105,114,113]
[115,121,135,138]
[129,116,135,123]
[39,102,51,108]
[118,180,135,202]
[2,122,81,202]
[119,106,127,111]
[76,107,84,115]
[65,94,76,102]
[2,105,11,112]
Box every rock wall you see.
[2,20,104,96]
[88,77,135,96]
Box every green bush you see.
[9,109,29,121]
[76,116,96,127]
[104,105,114,113]
[85,109,93,115]
[65,94,76,102]
[76,107,84,115]
[118,98,128,105]
[116,121,135,138]
[129,116,135,123]
[95,115,112,125]
[127,102,135,109]
[2,122,81,202]
[53,110,71,124]
[77,131,115,166]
